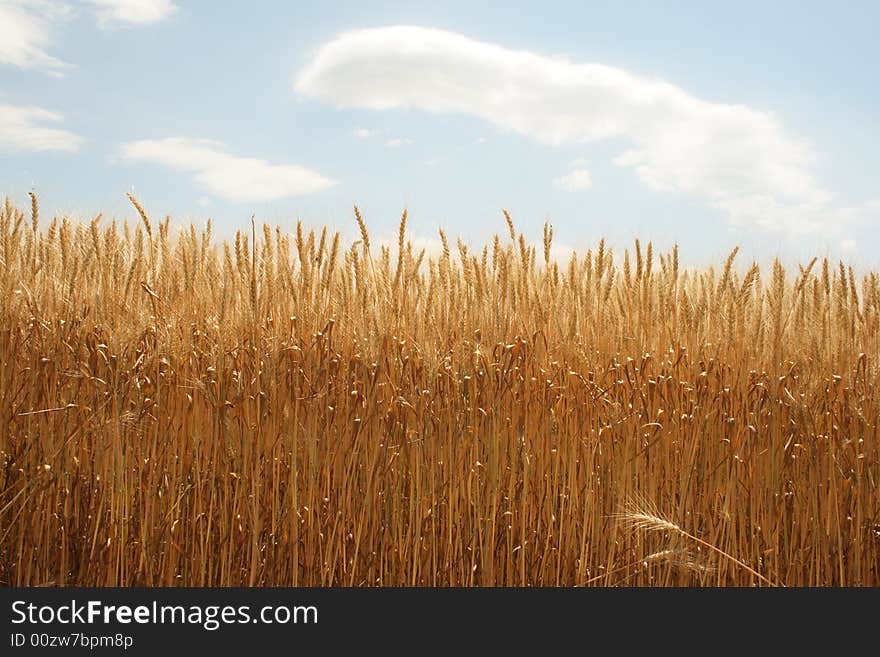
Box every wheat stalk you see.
[616,495,779,587]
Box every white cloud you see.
[0,1,72,76]
[716,196,880,236]
[122,137,335,202]
[197,196,210,207]
[385,137,412,148]
[0,1,172,75]
[294,26,877,233]
[353,127,374,139]
[554,168,592,192]
[377,232,445,262]
[0,103,83,152]
[88,0,177,29]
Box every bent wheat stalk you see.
[617,496,780,587]
[581,547,711,586]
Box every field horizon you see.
[1,193,878,586]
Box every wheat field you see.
[0,194,878,586]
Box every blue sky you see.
[1,1,878,267]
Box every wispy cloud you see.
[0,1,174,75]
[294,25,876,234]
[353,127,374,139]
[0,1,72,76]
[840,238,857,255]
[554,168,592,192]
[0,103,83,152]
[122,137,335,202]
[385,137,412,148]
[716,196,880,236]
[87,0,177,29]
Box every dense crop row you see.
[1,195,877,585]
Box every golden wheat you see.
[0,195,878,586]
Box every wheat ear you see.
[616,495,779,587]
